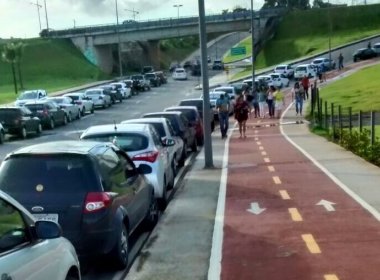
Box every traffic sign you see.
[231,46,246,56]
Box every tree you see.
[262,0,310,9]
[1,43,18,94]
[222,9,229,14]
[14,42,25,90]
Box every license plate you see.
[34,214,59,223]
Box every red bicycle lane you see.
[221,120,380,280]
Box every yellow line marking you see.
[261,151,267,156]
[288,208,303,222]
[324,275,339,280]
[264,157,270,163]
[256,141,261,145]
[268,166,275,172]
[302,234,321,254]
[273,176,281,184]
[279,190,290,200]
[259,146,264,150]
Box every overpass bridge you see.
[47,8,286,74]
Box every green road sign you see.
[231,46,246,56]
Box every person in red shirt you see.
[301,75,310,100]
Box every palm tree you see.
[1,43,18,94]
[14,42,25,90]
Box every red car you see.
[164,106,204,146]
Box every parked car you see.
[0,190,81,280]
[0,107,42,138]
[80,124,174,209]
[143,111,198,153]
[110,82,132,99]
[25,100,68,129]
[155,71,168,84]
[312,57,336,70]
[131,74,151,91]
[229,82,249,95]
[212,59,224,70]
[273,64,294,78]
[145,73,161,87]
[373,43,380,55]
[99,85,123,104]
[48,96,81,122]
[14,89,47,107]
[84,88,112,109]
[294,64,316,79]
[121,118,185,172]
[164,106,204,146]
[269,73,290,87]
[172,68,187,80]
[178,98,216,132]
[257,75,277,88]
[0,140,158,269]
[213,86,237,101]
[242,78,260,90]
[142,65,154,74]
[64,92,95,115]
[353,48,377,62]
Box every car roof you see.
[166,106,198,111]
[296,64,310,67]
[64,92,84,96]
[144,111,182,117]
[0,106,23,110]
[175,68,186,71]
[275,64,289,67]
[8,140,110,155]
[24,99,52,104]
[214,86,233,89]
[83,123,151,136]
[121,117,167,124]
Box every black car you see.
[178,98,215,132]
[0,107,42,138]
[25,100,68,129]
[142,66,154,74]
[144,73,161,87]
[143,111,198,153]
[0,140,158,269]
[212,59,224,70]
[100,85,123,104]
[353,48,377,62]
[229,82,249,95]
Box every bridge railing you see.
[46,7,287,38]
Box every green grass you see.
[319,63,380,112]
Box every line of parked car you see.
[0,74,213,278]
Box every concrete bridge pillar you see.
[138,40,161,69]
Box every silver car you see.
[80,123,175,209]
[0,190,81,280]
[63,92,95,115]
[84,88,112,109]
[121,118,185,176]
[48,96,81,122]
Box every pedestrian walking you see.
[338,53,344,70]
[258,86,267,118]
[251,87,260,118]
[301,76,310,99]
[274,87,285,119]
[292,82,304,116]
[234,94,250,138]
[216,93,230,139]
[266,86,275,118]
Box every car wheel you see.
[103,102,106,109]
[119,97,123,103]
[81,109,85,116]
[0,131,4,144]
[159,177,168,210]
[211,120,215,132]
[91,106,95,114]
[178,143,187,167]
[20,127,27,139]
[143,195,160,230]
[49,118,55,129]
[36,123,42,134]
[197,136,204,146]
[76,110,81,120]
[109,224,129,269]
[172,155,178,178]
[63,114,68,125]
[191,138,198,152]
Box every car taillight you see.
[132,151,159,163]
[84,192,112,213]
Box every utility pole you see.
[250,0,255,89]
[198,0,213,168]
[328,1,332,69]
[115,0,123,77]
[125,8,139,21]
[43,0,49,30]
[173,4,183,37]
[30,0,42,31]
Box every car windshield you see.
[215,88,233,94]
[86,90,100,95]
[66,95,79,101]
[19,92,38,100]
[50,98,65,104]
[296,66,307,71]
[175,69,185,73]
[24,104,45,111]
[145,74,155,78]
[179,101,202,111]
[313,59,324,63]
[276,66,286,70]
[209,93,223,99]
[132,75,143,80]
[82,133,148,152]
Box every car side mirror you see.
[137,164,152,174]
[162,138,175,147]
[34,221,62,239]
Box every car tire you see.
[109,223,129,269]
[191,138,198,152]
[172,155,178,178]
[20,127,27,139]
[0,131,4,144]
[81,109,85,116]
[36,123,42,134]
[49,118,55,130]
[119,97,123,103]
[63,114,68,125]
[67,113,72,122]
[211,120,215,132]
[76,110,81,120]
[143,195,160,230]
[197,136,204,146]
[178,144,187,167]
[103,103,106,109]
[159,177,168,210]
[91,106,95,114]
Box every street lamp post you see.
[250,0,255,90]
[328,1,332,70]
[30,0,42,31]
[115,0,123,77]
[43,0,49,30]
[173,4,183,37]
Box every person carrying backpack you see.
[234,94,250,138]
[216,93,230,139]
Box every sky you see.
[0,0,265,39]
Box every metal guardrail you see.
[46,8,287,38]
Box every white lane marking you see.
[280,103,380,222]
[208,123,236,280]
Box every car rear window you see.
[82,133,149,152]
[276,66,286,70]
[66,95,79,101]
[169,109,196,122]
[0,154,97,194]
[145,74,155,78]
[296,66,307,71]
[25,104,44,111]
[86,90,100,95]
[179,100,202,111]
[0,109,21,118]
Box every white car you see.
[312,57,336,71]
[294,64,316,79]
[84,88,112,109]
[47,96,81,121]
[64,92,95,115]
[213,86,237,101]
[110,82,132,99]
[80,123,175,208]
[257,75,278,88]
[273,64,294,78]
[121,118,185,176]
[14,89,47,107]
[269,73,290,87]
[0,190,81,280]
[172,68,187,80]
